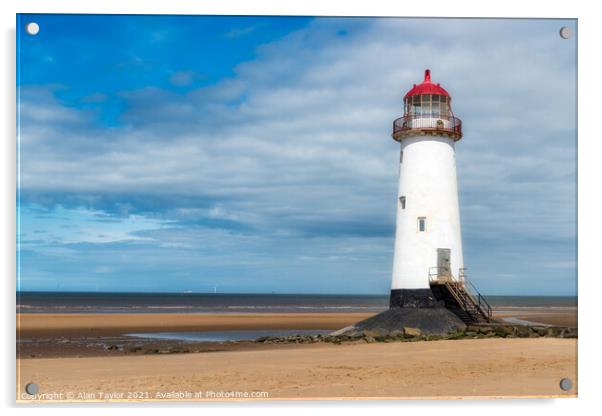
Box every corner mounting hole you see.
[559,26,571,39]
[25,382,39,395]
[559,378,573,391]
[26,22,40,36]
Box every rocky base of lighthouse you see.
[335,288,466,337]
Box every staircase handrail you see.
[429,267,471,314]
[428,266,492,322]
[463,276,492,321]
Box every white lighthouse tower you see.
[337,70,490,337]
[389,69,465,309]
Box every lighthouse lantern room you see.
[393,69,462,142]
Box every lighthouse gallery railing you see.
[393,114,462,137]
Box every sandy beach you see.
[18,338,576,401]
[16,310,577,401]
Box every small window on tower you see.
[399,196,406,209]
[418,217,426,232]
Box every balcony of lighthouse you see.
[392,94,462,142]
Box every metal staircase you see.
[429,267,492,324]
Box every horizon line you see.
[15,290,577,297]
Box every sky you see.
[16,15,577,295]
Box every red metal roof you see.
[404,69,450,100]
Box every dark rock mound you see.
[337,307,466,337]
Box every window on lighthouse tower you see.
[418,217,426,232]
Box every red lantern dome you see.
[404,69,450,99]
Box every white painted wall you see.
[391,135,464,290]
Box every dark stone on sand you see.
[250,323,577,346]
[531,326,548,336]
[361,329,388,338]
[515,326,532,338]
[493,326,514,338]
[545,327,561,337]
[403,327,422,337]
[561,327,578,338]
[467,325,494,334]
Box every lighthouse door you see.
[437,248,451,279]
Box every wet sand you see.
[17,312,375,359]
[494,309,577,327]
[17,312,373,338]
[18,308,577,338]
[17,309,577,358]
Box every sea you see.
[16,292,577,314]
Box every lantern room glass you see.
[405,95,450,117]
